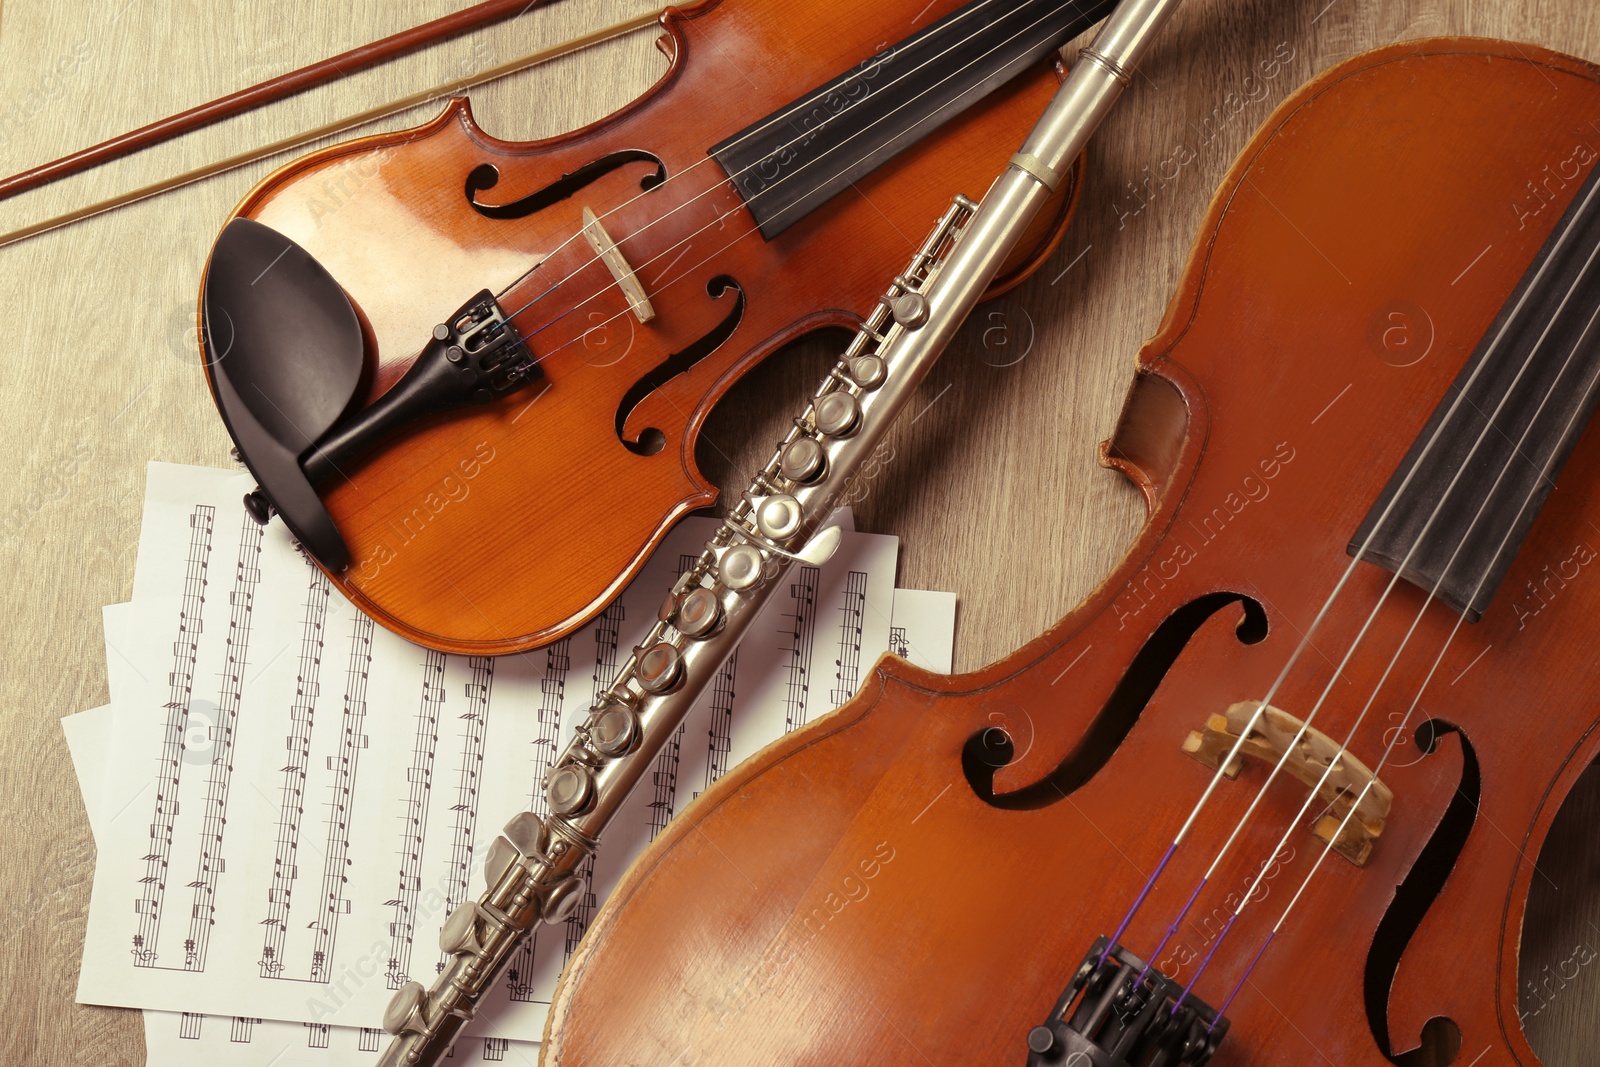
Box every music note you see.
[780,565,822,733]
[133,503,213,970]
[181,519,260,971]
[259,566,331,978]
[384,647,448,990]
[436,655,494,975]
[828,570,869,710]
[300,613,374,980]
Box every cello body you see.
[542,39,1600,1065]
[212,0,1077,654]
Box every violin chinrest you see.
[202,217,365,567]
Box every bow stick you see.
[0,0,555,203]
[0,9,664,250]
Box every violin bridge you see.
[1181,702,1393,866]
[582,205,656,324]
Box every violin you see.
[541,37,1600,1065]
[371,0,1183,1060]
[198,0,1114,654]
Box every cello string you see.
[1126,214,1600,981]
[1095,163,1600,963]
[1169,264,1600,1017]
[490,0,1097,334]
[1193,218,1600,880]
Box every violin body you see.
[543,40,1600,1065]
[216,0,1076,654]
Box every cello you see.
[541,36,1600,1065]
[197,0,1113,655]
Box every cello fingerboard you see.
[1350,155,1600,620]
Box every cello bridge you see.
[1181,701,1393,866]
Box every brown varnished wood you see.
[544,39,1600,1065]
[213,0,1079,655]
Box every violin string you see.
[488,0,1037,305]
[490,0,1097,343]
[489,0,1061,308]
[1099,163,1600,966]
[504,0,1085,375]
[497,0,1093,323]
[1169,259,1600,1018]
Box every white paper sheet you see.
[68,548,956,1063]
[65,703,537,1066]
[888,589,958,673]
[78,462,949,1046]
[61,705,110,825]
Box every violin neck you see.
[709,0,1118,240]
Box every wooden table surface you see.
[3,0,1599,1063]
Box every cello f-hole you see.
[962,592,1267,811]
[1363,719,1479,1065]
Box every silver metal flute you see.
[378,0,1182,1060]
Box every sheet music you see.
[887,589,958,673]
[78,462,949,1045]
[64,702,537,1066]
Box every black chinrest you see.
[202,217,364,569]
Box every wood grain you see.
[0,0,1597,1064]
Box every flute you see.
[378,0,1184,1060]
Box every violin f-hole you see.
[465,150,666,220]
[615,275,746,457]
